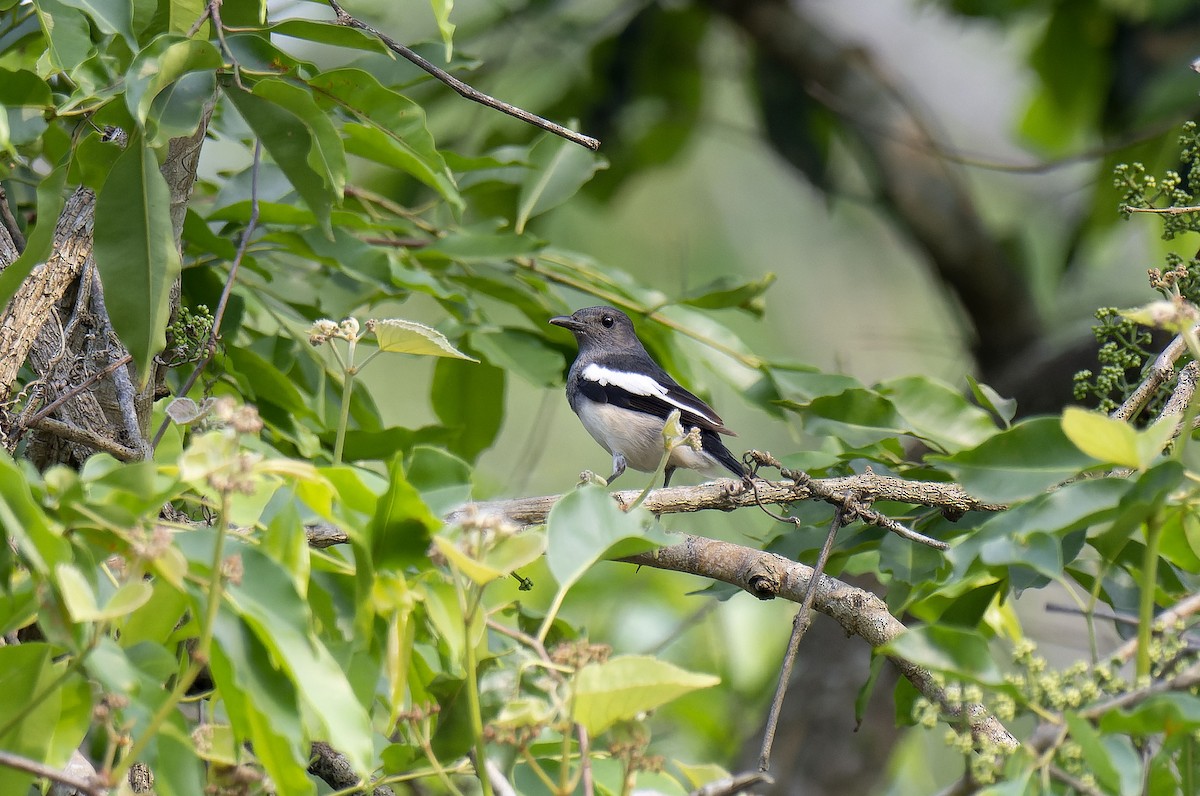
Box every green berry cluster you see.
[163,304,214,366]
[1073,307,1154,415]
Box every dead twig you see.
[758,494,850,771]
[0,749,106,796]
[324,0,599,151]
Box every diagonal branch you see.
[0,749,105,796]
[324,0,599,151]
[622,534,1018,750]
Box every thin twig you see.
[1081,660,1200,719]
[24,353,133,427]
[1048,764,1105,796]
[29,416,140,461]
[324,0,599,151]
[0,749,105,796]
[689,771,775,796]
[1110,590,1200,665]
[1124,204,1200,215]
[758,499,849,771]
[151,140,261,449]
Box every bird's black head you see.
[549,306,642,352]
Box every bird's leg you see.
[607,453,626,485]
[663,465,676,488]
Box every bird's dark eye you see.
[601,315,614,328]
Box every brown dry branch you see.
[0,749,105,796]
[325,0,599,151]
[622,535,1018,750]
[443,473,1003,531]
[758,498,849,771]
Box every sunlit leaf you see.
[572,655,719,735]
[371,318,477,361]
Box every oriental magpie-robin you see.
[550,306,747,486]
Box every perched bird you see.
[550,306,747,486]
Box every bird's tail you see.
[701,429,748,478]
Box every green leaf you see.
[544,485,667,589]
[58,0,136,48]
[781,387,906,447]
[0,164,68,311]
[515,132,607,233]
[0,69,51,149]
[679,272,776,316]
[882,625,1002,685]
[125,36,220,128]
[1062,407,1141,468]
[94,138,183,384]
[251,78,346,199]
[572,655,719,735]
[1064,712,1124,794]
[430,0,455,60]
[367,456,441,571]
[307,69,461,209]
[57,564,154,621]
[931,417,1098,503]
[0,644,58,794]
[34,0,94,73]
[406,445,472,517]
[469,327,562,387]
[226,88,334,233]
[881,376,999,452]
[179,532,375,773]
[431,358,504,461]
[370,318,477,361]
[267,19,389,52]
[209,610,314,795]
[0,452,69,577]
[966,376,1016,428]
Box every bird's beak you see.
[549,315,583,331]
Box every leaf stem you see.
[451,565,494,796]
[1136,511,1163,681]
[112,493,230,782]
[332,336,357,466]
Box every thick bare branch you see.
[444,473,1002,529]
[623,534,1018,750]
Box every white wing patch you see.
[581,363,720,426]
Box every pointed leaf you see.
[545,486,667,589]
[371,318,477,360]
[94,138,183,383]
[226,88,334,233]
[931,417,1098,503]
[572,655,719,735]
[515,132,607,233]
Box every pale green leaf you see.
[371,318,477,361]
[430,0,455,60]
[572,655,719,735]
[1061,407,1140,468]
